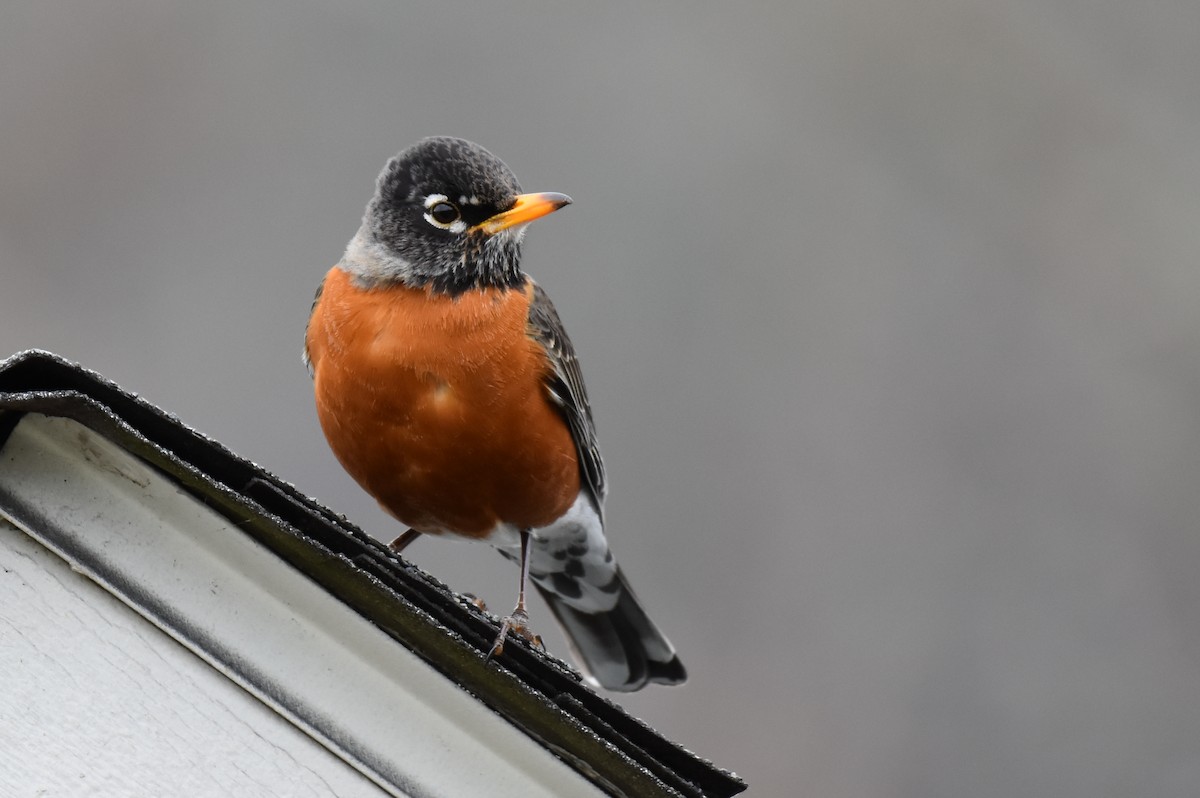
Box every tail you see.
[498,511,687,691]
[535,566,686,692]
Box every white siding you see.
[0,516,392,798]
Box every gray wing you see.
[524,282,688,691]
[301,276,326,377]
[526,280,607,512]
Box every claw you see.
[482,529,543,667]
[483,607,543,665]
[461,592,488,611]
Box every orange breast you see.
[304,266,581,538]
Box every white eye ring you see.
[423,194,466,233]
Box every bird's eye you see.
[430,202,459,225]
[422,195,464,231]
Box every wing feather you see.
[526,281,607,512]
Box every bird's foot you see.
[461,592,488,611]
[387,528,422,554]
[484,607,543,664]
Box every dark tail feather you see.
[536,567,686,692]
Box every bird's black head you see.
[347,136,571,294]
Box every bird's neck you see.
[340,228,526,296]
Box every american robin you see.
[304,137,685,691]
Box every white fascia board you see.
[0,413,604,798]
[0,515,392,797]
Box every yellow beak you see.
[471,192,572,235]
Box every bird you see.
[303,136,685,691]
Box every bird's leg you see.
[485,529,543,663]
[388,528,422,554]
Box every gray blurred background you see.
[4,2,1200,795]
